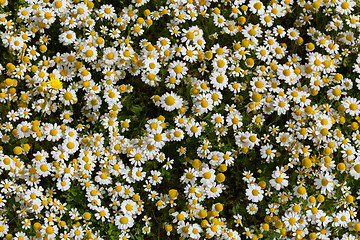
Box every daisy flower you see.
[127,148,147,167]
[269,168,289,190]
[246,203,258,215]
[143,57,161,74]
[82,45,97,62]
[209,71,228,90]
[212,57,228,72]
[314,172,337,194]
[185,121,202,138]
[44,123,62,142]
[102,47,119,66]
[59,88,77,106]
[181,44,198,63]
[282,211,300,232]
[98,4,116,20]
[245,183,264,202]
[273,96,290,115]
[260,144,276,162]
[169,60,188,79]
[59,30,77,46]
[73,2,90,21]
[335,0,356,15]
[160,92,183,111]
[249,0,265,15]
[121,199,138,216]
[341,97,360,116]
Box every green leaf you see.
[265,232,281,240]
[130,105,143,115]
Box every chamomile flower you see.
[342,97,360,116]
[287,27,300,40]
[199,167,216,186]
[249,0,265,15]
[163,158,174,170]
[269,168,289,190]
[62,137,79,155]
[59,88,77,106]
[73,3,90,21]
[142,57,160,74]
[213,14,226,28]
[185,121,202,138]
[44,123,62,142]
[160,92,183,111]
[169,60,188,79]
[99,4,115,20]
[10,36,24,51]
[242,24,263,42]
[260,13,274,27]
[273,96,290,115]
[102,47,119,66]
[188,223,203,239]
[59,30,77,46]
[82,45,98,62]
[271,44,287,59]
[120,199,138,216]
[266,203,280,217]
[53,0,67,13]
[260,144,276,162]
[314,172,337,194]
[246,183,264,202]
[294,185,308,199]
[282,211,300,232]
[170,128,185,141]
[210,71,228,90]
[256,46,272,63]
[212,57,228,72]
[336,0,356,15]
[128,148,147,166]
[247,203,258,215]
[181,44,198,63]
[205,183,224,199]
[56,178,71,191]
[273,25,286,38]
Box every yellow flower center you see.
[165,96,175,106]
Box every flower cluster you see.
[0,0,360,239]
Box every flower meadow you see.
[1,0,360,239]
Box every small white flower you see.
[246,183,264,202]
